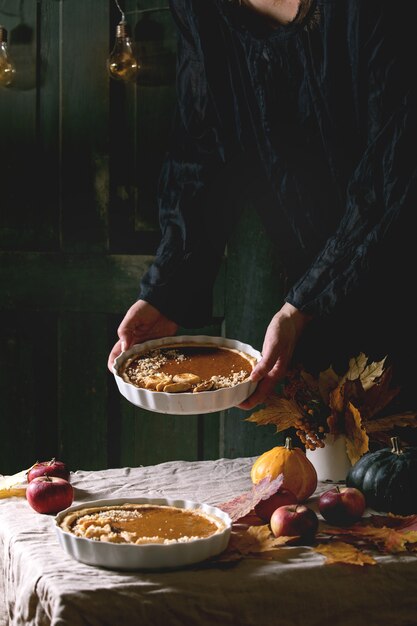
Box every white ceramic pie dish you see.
[54,496,232,571]
[112,335,261,415]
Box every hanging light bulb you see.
[0,26,16,87]
[107,15,139,82]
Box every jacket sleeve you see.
[138,0,237,327]
[286,5,417,318]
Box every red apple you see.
[26,476,74,514]
[318,486,366,526]
[270,504,319,542]
[27,458,70,483]
[255,488,298,522]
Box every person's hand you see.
[238,302,311,410]
[107,300,179,371]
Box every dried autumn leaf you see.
[364,412,417,433]
[300,370,320,394]
[217,474,284,522]
[329,383,344,414]
[323,523,417,553]
[368,513,417,530]
[335,353,367,391]
[0,467,31,498]
[345,353,386,390]
[325,409,343,436]
[0,468,29,489]
[234,524,293,554]
[0,487,26,499]
[315,541,376,566]
[341,378,366,409]
[374,514,417,530]
[213,524,296,562]
[246,396,303,433]
[395,517,417,532]
[358,356,387,390]
[359,367,400,419]
[317,367,341,404]
[400,531,417,545]
[330,354,388,415]
[344,401,369,464]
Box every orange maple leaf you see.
[368,513,417,530]
[315,541,376,566]
[245,396,303,433]
[216,524,296,562]
[344,402,369,464]
[322,523,417,553]
[329,383,344,414]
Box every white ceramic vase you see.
[306,434,352,482]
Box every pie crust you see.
[119,343,257,393]
[59,503,227,545]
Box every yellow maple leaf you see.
[0,487,26,499]
[346,353,387,390]
[344,401,369,464]
[336,353,367,388]
[331,354,386,412]
[246,396,303,432]
[0,467,31,498]
[315,541,376,566]
[399,531,417,546]
[224,524,293,559]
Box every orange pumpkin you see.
[251,437,318,502]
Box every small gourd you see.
[251,436,318,502]
[346,436,417,515]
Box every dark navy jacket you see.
[139,0,416,394]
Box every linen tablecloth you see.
[1,457,417,626]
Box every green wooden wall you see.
[0,0,282,475]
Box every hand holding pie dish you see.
[112,335,262,414]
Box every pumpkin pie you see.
[119,343,257,393]
[59,503,226,545]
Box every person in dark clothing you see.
[108,0,416,414]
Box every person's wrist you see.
[281,301,312,334]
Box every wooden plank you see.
[109,0,177,255]
[0,252,153,313]
[0,1,57,250]
[0,311,58,475]
[200,413,220,460]
[107,314,147,469]
[58,312,109,471]
[60,0,110,252]
[35,0,61,248]
[222,204,288,458]
[134,411,199,466]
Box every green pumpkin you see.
[346,437,417,515]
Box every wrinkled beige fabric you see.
[1,457,417,626]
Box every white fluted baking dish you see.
[55,496,232,571]
[112,335,261,414]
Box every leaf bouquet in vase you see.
[246,353,417,480]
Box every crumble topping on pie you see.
[60,503,226,545]
[118,344,256,393]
